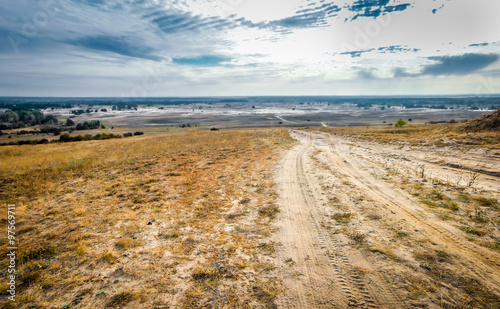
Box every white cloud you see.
[0,0,499,96]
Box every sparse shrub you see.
[419,263,431,270]
[192,267,221,282]
[428,190,445,200]
[467,172,480,187]
[422,190,459,210]
[114,239,127,249]
[347,230,366,244]
[75,242,86,255]
[472,196,498,207]
[443,201,459,211]
[100,250,118,264]
[134,131,144,136]
[240,198,251,204]
[436,251,450,261]
[395,118,407,128]
[251,279,281,304]
[17,245,56,264]
[479,240,500,252]
[460,226,486,236]
[159,229,180,239]
[259,204,279,218]
[106,292,135,308]
[66,156,91,171]
[331,212,353,223]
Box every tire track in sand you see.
[323,134,500,295]
[275,131,407,308]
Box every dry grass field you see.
[317,124,499,147]
[1,110,499,308]
[0,129,295,308]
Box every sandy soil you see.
[273,130,500,308]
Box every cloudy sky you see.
[0,0,499,97]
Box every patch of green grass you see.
[420,194,458,211]
[460,226,486,236]
[258,204,280,218]
[440,213,454,221]
[472,196,498,207]
[420,198,436,208]
[160,229,180,239]
[441,200,459,211]
[428,190,446,200]
[331,212,353,223]
[479,240,500,252]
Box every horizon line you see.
[1,94,500,99]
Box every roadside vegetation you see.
[305,111,500,307]
[318,109,500,147]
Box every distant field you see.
[40,103,497,128]
[1,99,494,145]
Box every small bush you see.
[460,226,486,236]
[106,292,135,308]
[395,118,407,128]
[347,231,366,244]
[472,196,498,207]
[331,212,353,223]
[259,204,279,218]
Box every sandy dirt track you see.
[274,131,500,308]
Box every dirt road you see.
[274,130,500,308]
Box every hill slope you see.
[0,129,294,308]
[464,108,500,132]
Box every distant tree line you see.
[75,120,102,130]
[354,97,499,110]
[0,110,58,129]
[0,102,73,110]
[3,119,105,137]
[59,132,123,142]
[0,131,144,147]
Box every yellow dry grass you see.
[0,128,295,308]
[316,123,500,147]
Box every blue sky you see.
[0,0,499,97]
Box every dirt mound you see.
[463,109,500,132]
